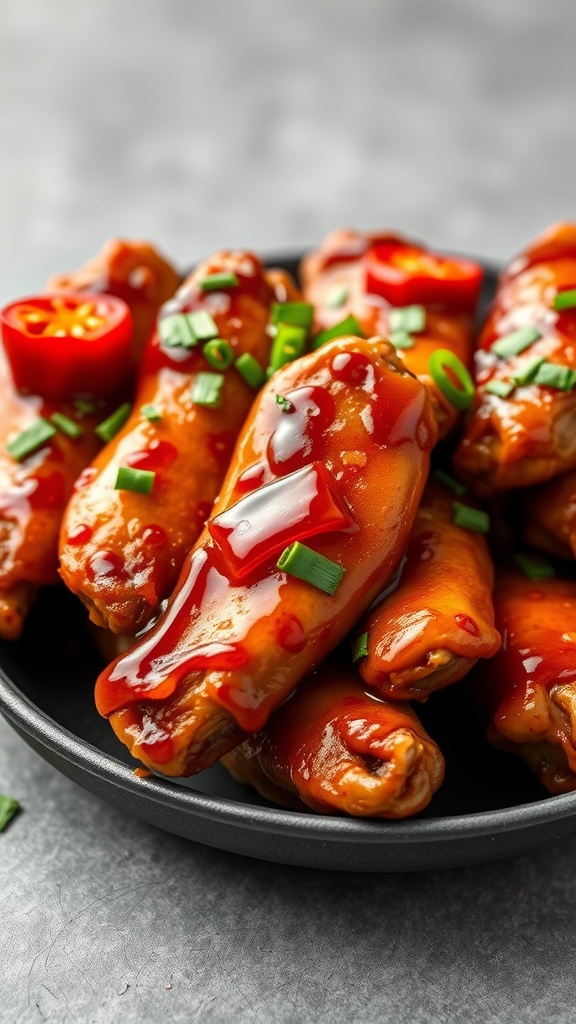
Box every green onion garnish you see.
[311,315,365,350]
[191,372,225,407]
[6,418,57,461]
[141,404,162,422]
[513,552,556,580]
[271,302,314,328]
[199,271,239,292]
[186,310,219,341]
[50,413,84,440]
[485,379,514,398]
[512,354,545,386]
[269,323,307,373]
[203,338,234,370]
[0,795,19,832]
[114,466,155,495]
[352,631,369,662]
[95,403,131,443]
[532,362,576,391]
[276,394,293,412]
[553,289,576,311]
[389,330,415,350]
[325,284,349,309]
[428,349,475,410]
[431,469,467,496]
[235,354,266,390]
[159,313,196,348]
[491,326,542,359]
[276,541,345,595]
[452,502,490,534]
[390,305,426,334]
[74,398,96,415]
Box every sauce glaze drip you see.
[267,386,336,474]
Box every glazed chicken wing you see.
[0,241,181,640]
[223,659,445,819]
[0,337,121,640]
[95,333,436,776]
[59,251,296,636]
[301,228,482,437]
[356,480,501,701]
[524,468,576,560]
[454,222,576,494]
[473,566,576,793]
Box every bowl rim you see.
[3,664,576,847]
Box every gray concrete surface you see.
[2,1,576,1021]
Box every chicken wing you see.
[95,333,436,775]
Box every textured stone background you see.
[2,1,576,1021]
[2,0,576,299]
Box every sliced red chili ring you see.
[1,292,133,400]
[364,240,483,312]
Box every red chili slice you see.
[1,292,133,400]
[364,240,483,312]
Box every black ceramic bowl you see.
[2,255,576,872]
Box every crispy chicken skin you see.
[59,251,295,636]
[0,344,108,640]
[95,334,436,776]
[454,222,576,494]
[46,238,181,359]
[223,661,445,819]
[356,481,501,701]
[473,568,576,794]
[524,468,576,560]
[300,228,481,438]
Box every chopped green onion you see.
[325,284,349,309]
[532,362,576,391]
[431,469,467,496]
[553,289,576,311]
[512,354,545,385]
[428,349,475,410]
[452,502,490,534]
[186,310,219,341]
[276,541,345,595]
[311,315,365,350]
[235,354,266,390]
[389,330,415,350]
[269,323,307,372]
[6,418,57,462]
[199,271,239,292]
[0,795,19,832]
[203,338,234,370]
[485,379,514,398]
[114,466,155,495]
[50,413,84,440]
[271,302,314,328]
[276,394,292,412]
[95,403,131,442]
[159,313,196,348]
[140,404,162,422]
[352,631,369,662]
[74,398,96,415]
[491,326,541,359]
[513,552,556,580]
[390,305,426,334]
[191,372,225,407]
